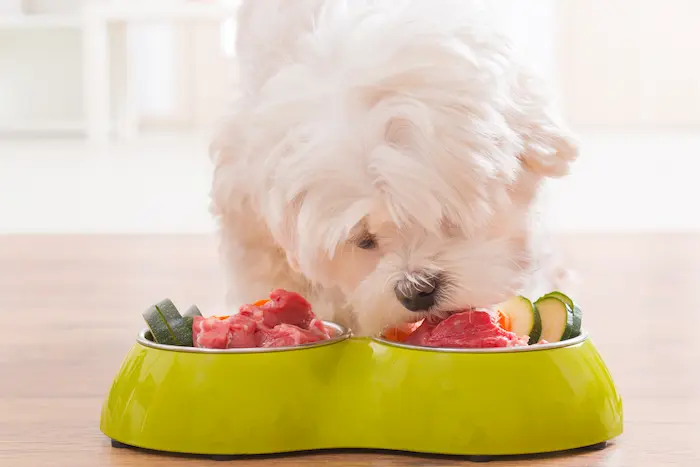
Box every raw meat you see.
[308,318,332,339]
[192,314,259,349]
[383,321,423,342]
[257,324,324,348]
[192,316,231,349]
[225,315,259,348]
[263,289,315,328]
[403,320,435,346]
[193,289,332,349]
[238,304,271,326]
[238,289,315,329]
[404,310,529,348]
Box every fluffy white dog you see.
[210,0,578,335]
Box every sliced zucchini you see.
[497,296,542,344]
[183,305,203,318]
[181,305,203,345]
[567,304,583,339]
[543,292,583,339]
[142,299,192,346]
[543,291,574,309]
[534,296,574,343]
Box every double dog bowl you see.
[100,322,623,460]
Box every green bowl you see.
[100,323,623,458]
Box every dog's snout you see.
[394,277,438,312]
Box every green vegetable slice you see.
[143,299,191,346]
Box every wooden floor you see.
[1,234,699,467]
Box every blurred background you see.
[1,0,699,234]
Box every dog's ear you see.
[507,68,579,178]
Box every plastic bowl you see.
[100,324,623,459]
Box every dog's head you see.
[213,0,578,334]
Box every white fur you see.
[210,0,579,335]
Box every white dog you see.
[210,0,578,335]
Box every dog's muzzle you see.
[394,277,438,312]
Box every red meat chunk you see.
[257,324,324,348]
[308,318,332,339]
[404,320,436,346]
[193,314,258,349]
[405,310,529,348]
[238,304,274,327]
[225,315,259,348]
[192,289,332,349]
[192,316,229,349]
[262,289,315,328]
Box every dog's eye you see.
[356,234,378,250]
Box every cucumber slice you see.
[567,304,583,339]
[142,299,192,346]
[534,297,574,342]
[181,305,203,346]
[182,317,195,344]
[183,305,203,318]
[497,296,542,344]
[543,291,574,309]
[542,292,582,339]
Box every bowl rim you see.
[371,330,589,353]
[136,321,351,354]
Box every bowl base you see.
[107,438,613,462]
[465,455,492,463]
[110,439,242,462]
[446,443,609,463]
[110,440,127,449]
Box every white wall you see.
[0,28,84,129]
[22,0,84,14]
[0,13,227,131]
[0,1,90,129]
[130,23,179,119]
[559,0,700,126]
[0,26,182,129]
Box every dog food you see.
[404,310,529,348]
[383,291,582,348]
[256,321,331,347]
[192,314,258,348]
[238,289,316,329]
[143,299,195,346]
[143,289,333,349]
[192,289,332,349]
[382,321,423,342]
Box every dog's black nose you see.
[395,280,437,312]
